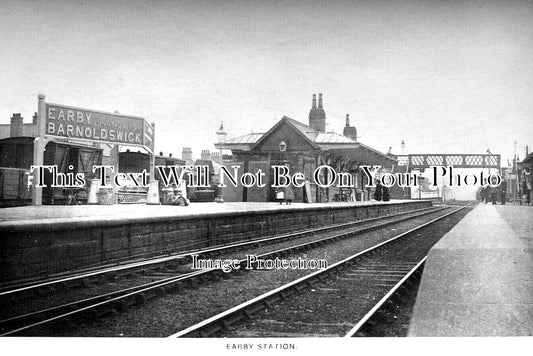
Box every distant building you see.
[0,113,39,139]
[181,147,195,166]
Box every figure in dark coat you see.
[483,184,490,203]
[382,186,390,201]
[522,179,531,205]
[490,186,498,204]
[490,177,499,205]
[479,186,486,202]
[374,182,383,201]
[499,179,507,205]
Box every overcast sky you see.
[1,0,532,164]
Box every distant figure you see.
[499,179,507,205]
[481,184,490,204]
[478,186,486,202]
[522,179,531,205]
[490,177,499,205]
[382,185,390,202]
[374,181,383,201]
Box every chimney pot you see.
[182,147,193,161]
[10,113,23,137]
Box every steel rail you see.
[344,256,427,337]
[0,268,204,327]
[168,206,465,338]
[0,268,208,336]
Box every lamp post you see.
[486,149,493,177]
[277,141,289,204]
[514,140,518,202]
[486,149,498,204]
[215,122,227,203]
[216,122,227,154]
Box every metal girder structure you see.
[397,154,501,170]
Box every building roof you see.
[249,116,320,150]
[523,152,533,164]
[223,132,264,145]
[315,132,355,144]
[283,116,320,142]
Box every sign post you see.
[148,122,155,179]
[31,94,48,205]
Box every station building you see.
[216,94,396,203]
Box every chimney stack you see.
[182,147,193,161]
[201,149,212,161]
[10,113,23,137]
[211,151,222,164]
[342,113,357,141]
[308,93,326,132]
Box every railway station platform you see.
[0,200,430,283]
[0,200,413,224]
[409,204,533,336]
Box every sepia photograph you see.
[0,0,531,354]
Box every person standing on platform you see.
[478,186,485,202]
[499,178,507,205]
[483,183,490,204]
[523,178,531,205]
[382,185,390,201]
[374,181,383,201]
[490,177,499,205]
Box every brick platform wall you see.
[0,201,432,282]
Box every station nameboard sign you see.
[44,103,154,152]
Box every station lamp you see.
[215,122,227,203]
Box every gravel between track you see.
[217,208,472,337]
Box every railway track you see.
[168,205,471,337]
[0,205,450,336]
[344,258,426,337]
[0,205,441,298]
[1,206,445,309]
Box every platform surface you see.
[408,204,533,336]
[0,200,414,226]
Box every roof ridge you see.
[283,116,316,131]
